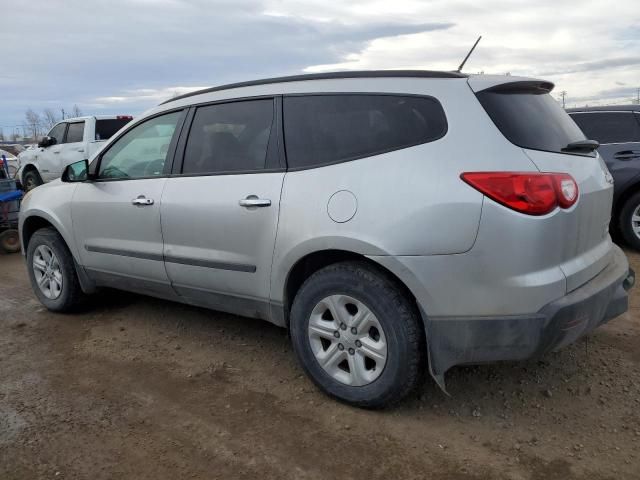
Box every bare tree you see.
[0,128,4,142]
[24,108,42,140]
[42,108,59,129]
[71,104,83,117]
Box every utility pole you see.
[560,91,567,108]
[61,108,66,120]
[636,87,640,105]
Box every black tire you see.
[0,229,20,253]
[289,261,424,408]
[23,169,43,191]
[619,191,640,250]
[26,227,86,312]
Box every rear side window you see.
[182,99,275,174]
[570,112,640,144]
[477,84,588,155]
[283,94,447,169]
[95,118,133,141]
[65,122,85,143]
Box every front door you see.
[38,122,67,182]
[72,110,185,297]
[161,98,284,320]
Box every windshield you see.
[477,84,592,156]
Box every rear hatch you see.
[470,77,614,292]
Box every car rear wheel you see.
[23,169,43,191]
[289,261,424,408]
[619,191,640,250]
[26,227,86,311]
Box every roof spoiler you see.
[480,80,555,94]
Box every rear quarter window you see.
[477,84,589,155]
[283,94,447,169]
[95,118,134,141]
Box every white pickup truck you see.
[17,115,133,190]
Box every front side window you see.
[65,122,85,143]
[47,123,67,145]
[182,99,274,174]
[283,94,447,169]
[570,112,640,144]
[98,111,182,179]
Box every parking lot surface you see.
[1,251,639,479]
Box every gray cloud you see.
[0,0,452,129]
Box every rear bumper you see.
[424,246,633,380]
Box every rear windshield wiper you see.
[562,139,599,153]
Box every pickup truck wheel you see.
[23,170,43,191]
[26,227,86,311]
[619,191,640,250]
[0,230,20,253]
[289,261,424,408]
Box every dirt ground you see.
[1,251,639,480]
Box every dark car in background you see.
[568,106,640,249]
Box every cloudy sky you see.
[1,0,639,135]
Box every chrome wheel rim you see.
[308,295,387,386]
[32,245,63,299]
[632,205,640,239]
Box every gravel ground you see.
[1,250,639,480]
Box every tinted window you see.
[65,122,85,143]
[47,123,67,145]
[283,95,447,168]
[477,86,588,154]
[96,118,133,141]
[570,112,640,144]
[98,111,182,179]
[182,99,274,174]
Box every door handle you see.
[614,151,640,160]
[239,195,271,208]
[132,195,154,206]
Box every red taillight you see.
[117,115,133,120]
[460,172,578,216]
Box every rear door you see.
[473,80,614,291]
[160,98,284,320]
[55,121,87,175]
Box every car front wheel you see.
[289,261,424,408]
[23,170,43,191]
[26,227,86,311]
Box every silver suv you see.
[19,71,634,407]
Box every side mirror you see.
[38,136,56,148]
[62,159,89,182]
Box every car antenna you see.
[456,35,482,72]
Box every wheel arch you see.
[21,213,96,294]
[281,249,420,328]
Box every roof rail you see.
[160,70,467,105]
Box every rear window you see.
[283,94,447,169]
[477,83,589,155]
[569,112,640,144]
[95,118,133,141]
